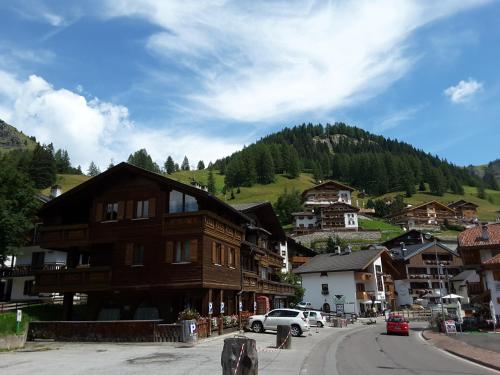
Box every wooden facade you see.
[447,200,478,222]
[232,203,295,313]
[34,163,254,322]
[388,201,456,229]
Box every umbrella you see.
[490,300,497,326]
[456,300,463,324]
[442,294,464,299]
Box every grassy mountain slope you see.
[0,119,36,153]
[42,169,498,221]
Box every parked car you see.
[296,301,313,310]
[247,308,310,337]
[303,310,327,327]
[386,314,410,336]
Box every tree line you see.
[213,123,496,196]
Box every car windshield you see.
[389,316,405,323]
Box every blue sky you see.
[0,0,498,170]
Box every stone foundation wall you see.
[292,230,381,247]
[0,332,27,350]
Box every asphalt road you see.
[332,322,498,375]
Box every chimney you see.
[50,185,61,199]
[481,224,489,241]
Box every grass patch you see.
[0,304,64,337]
[41,174,90,196]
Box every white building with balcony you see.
[295,248,391,315]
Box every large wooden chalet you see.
[447,200,478,222]
[293,180,359,234]
[34,163,294,322]
[231,202,295,314]
[387,201,456,229]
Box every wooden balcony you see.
[0,263,65,278]
[242,272,295,296]
[355,272,373,281]
[35,266,111,293]
[356,291,375,300]
[290,256,311,265]
[163,211,243,247]
[38,224,89,247]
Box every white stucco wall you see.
[14,246,66,266]
[344,213,358,229]
[10,276,37,301]
[395,280,413,306]
[484,270,500,317]
[279,241,289,273]
[338,190,352,204]
[294,215,317,229]
[300,271,358,314]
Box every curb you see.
[422,329,500,372]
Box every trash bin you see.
[181,319,198,345]
[221,337,258,375]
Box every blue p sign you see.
[220,302,225,314]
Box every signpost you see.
[253,301,257,313]
[336,304,345,315]
[333,295,346,316]
[220,302,225,314]
[16,309,22,334]
[208,302,213,315]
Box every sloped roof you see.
[448,200,478,209]
[39,162,250,224]
[389,241,458,261]
[483,253,500,265]
[458,223,500,250]
[294,248,384,274]
[302,180,355,196]
[231,201,285,240]
[388,200,455,217]
[451,270,478,282]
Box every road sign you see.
[239,301,243,312]
[190,323,197,335]
[444,320,457,334]
[208,302,213,315]
[220,302,225,314]
[336,304,345,315]
[16,309,22,334]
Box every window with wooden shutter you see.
[95,203,103,222]
[149,198,156,217]
[125,243,133,265]
[190,239,198,262]
[165,241,174,263]
[117,201,125,220]
[221,245,226,266]
[235,249,240,269]
[125,200,134,219]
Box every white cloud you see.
[444,78,483,103]
[0,70,242,170]
[102,0,491,122]
[374,104,425,132]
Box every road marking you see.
[418,331,499,374]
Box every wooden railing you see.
[354,272,373,281]
[467,282,484,295]
[36,266,111,293]
[242,272,295,295]
[356,291,375,300]
[0,263,66,278]
[38,224,89,246]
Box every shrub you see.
[177,308,200,321]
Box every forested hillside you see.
[214,123,494,197]
[0,119,36,153]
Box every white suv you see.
[247,308,310,337]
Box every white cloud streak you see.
[103,0,490,122]
[444,78,483,103]
[0,70,242,170]
[374,104,425,132]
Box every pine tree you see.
[180,156,190,171]
[429,169,446,196]
[107,160,115,170]
[174,163,180,172]
[29,143,56,189]
[283,145,300,178]
[483,172,499,190]
[165,156,175,174]
[207,168,216,194]
[312,162,323,183]
[477,183,486,199]
[274,189,303,225]
[230,189,235,200]
[418,181,426,191]
[197,160,205,170]
[87,161,101,177]
[256,146,275,184]
[54,149,71,173]
[127,149,160,172]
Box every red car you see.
[386,314,410,336]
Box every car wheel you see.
[290,324,302,337]
[251,321,264,333]
[317,322,323,328]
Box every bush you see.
[177,308,200,321]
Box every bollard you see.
[221,337,258,375]
[181,319,198,345]
[276,325,292,349]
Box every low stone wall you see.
[293,230,381,247]
[0,332,27,350]
[28,320,162,342]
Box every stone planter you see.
[0,331,27,350]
